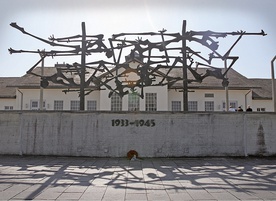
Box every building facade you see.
[0,61,273,112]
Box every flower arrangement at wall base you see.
[127,150,138,160]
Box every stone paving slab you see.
[0,156,275,200]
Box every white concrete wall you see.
[252,99,273,112]
[168,89,252,111]
[16,88,100,110]
[0,111,275,157]
[6,84,273,112]
[9,87,275,112]
[100,89,111,110]
[0,98,16,110]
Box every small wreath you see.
[127,150,138,160]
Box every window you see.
[54,100,63,110]
[172,101,181,111]
[128,93,139,111]
[205,93,214,98]
[188,101,198,111]
[87,100,97,111]
[145,93,157,111]
[31,100,39,109]
[111,93,122,111]
[4,106,13,110]
[30,100,45,110]
[70,100,80,111]
[222,101,238,111]
[205,101,214,111]
[257,108,265,112]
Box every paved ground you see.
[0,156,275,201]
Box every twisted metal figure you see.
[9,20,266,110]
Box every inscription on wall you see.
[111,119,156,127]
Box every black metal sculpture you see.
[9,20,266,111]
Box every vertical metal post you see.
[80,22,86,111]
[39,51,45,110]
[224,60,229,111]
[271,56,276,112]
[182,20,188,111]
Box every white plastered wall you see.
[168,89,253,111]
[16,88,100,110]
[0,98,16,110]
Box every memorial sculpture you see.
[9,20,266,110]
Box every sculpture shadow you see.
[0,156,275,200]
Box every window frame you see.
[4,106,13,110]
[128,93,140,111]
[145,93,157,111]
[54,100,64,110]
[188,101,198,111]
[171,101,181,111]
[30,100,45,110]
[70,100,80,111]
[222,101,238,111]
[257,108,265,112]
[205,101,214,111]
[205,93,214,98]
[111,93,122,111]
[87,100,97,111]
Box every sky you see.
[0,0,275,78]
